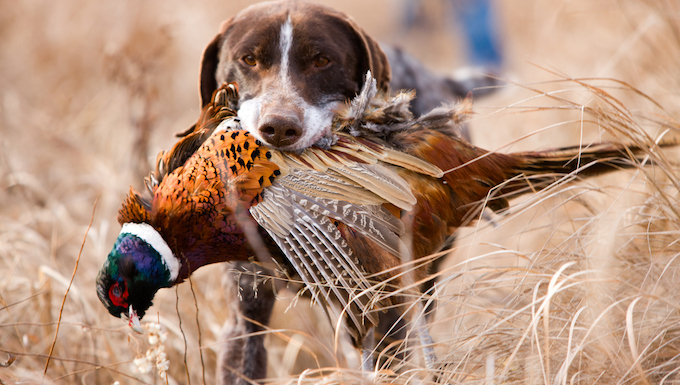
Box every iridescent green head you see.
[96,222,180,319]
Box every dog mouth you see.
[237,98,340,152]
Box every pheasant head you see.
[96,222,178,320]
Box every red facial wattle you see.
[108,281,129,308]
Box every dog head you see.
[198,0,390,151]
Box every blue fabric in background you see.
[401,0,503,69]
[454,0,503,68]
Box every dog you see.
[195,1,497,383]
[198,0,389,151]
[198,0,496,151]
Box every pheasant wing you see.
[251,182,390,339]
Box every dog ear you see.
[199,19,233,107]
[344,18,391,92]
[199,33,221,107]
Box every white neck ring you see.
[120,222,180,281]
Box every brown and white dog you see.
[196,1,496,383]
[197,0,495,152]
[199,1,389,151]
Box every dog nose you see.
[258,113,303,148]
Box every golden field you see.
[1,0,680,384]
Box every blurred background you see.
[2,0,680,384]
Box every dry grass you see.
[2,0,680,384]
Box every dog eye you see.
[242,55,257,67]
[314,56,329,68]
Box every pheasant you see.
[97,78,658,375]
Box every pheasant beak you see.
[126,305,144,334]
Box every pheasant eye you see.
[109,281,129,308]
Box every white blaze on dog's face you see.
[199,0,390,151]
[235,17,337,150]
